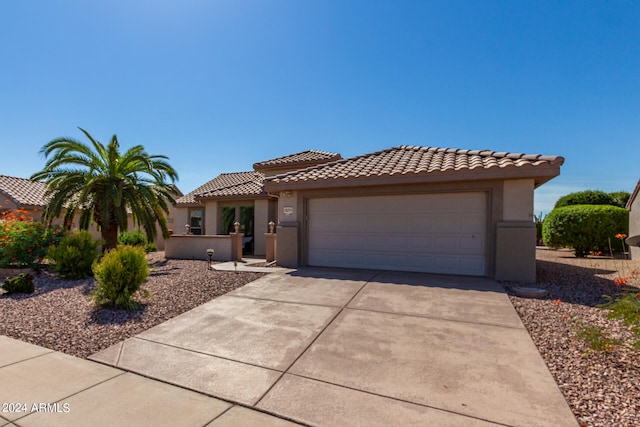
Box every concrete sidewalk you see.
[0,336,300,427]
[90,268,578,427]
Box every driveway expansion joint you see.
[127,336,284,373]
[344,305,527,330]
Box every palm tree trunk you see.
[102,221,119,252]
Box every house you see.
[171,145,564,283]
[0,174,179,250]
[626,179,640,260]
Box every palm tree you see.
[31,128,179,251]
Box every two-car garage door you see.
[307,192,487,276]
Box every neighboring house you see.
[627,179,640,260]
[172,145,564,283]
[0,174,49,219]
[0,174,179,250]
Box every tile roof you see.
[253,150,341,170]
[265,145,565,188]
[0,175,49,208]
[176,172,266,204]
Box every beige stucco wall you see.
[253,199,276,256]
[173,205,195,236]
[630,192,640,260]
[204,200,218,236]
[494,179,537,283]
[502,179,534,221]
[165,235,232,261]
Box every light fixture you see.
[206,248,214,269]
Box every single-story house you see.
[172,145,564,283]
[0,174,179,250]
[627,179,640,260]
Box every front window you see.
[189,209,203,235]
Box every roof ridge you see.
[0,174,44,182]
[395,145,563,163]
[194,172,265,197]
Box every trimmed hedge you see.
[553,190,629,209]
[542,205,629,257]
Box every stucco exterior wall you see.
[173,206,192,236]
[204,200,218,236]
[164,235,232,261]
[494,179,537,283]
[502,179,534,221]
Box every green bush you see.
[553,190,616,209]
[118,229,147,246]
[2,273,35,294]
[118,229,156,252]
[542,205,629,257]
[46,230,102,279]
[608,191,631,208]
[553,189,630,209]
[92,245,149,310]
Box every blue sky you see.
[1,1,638,214]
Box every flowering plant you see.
[0,203,64,267]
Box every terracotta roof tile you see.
[0,175,49,207]
[265,145,564,186]
[176,172,266,204]
[253,150,341,170]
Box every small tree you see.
[542,205,629,257]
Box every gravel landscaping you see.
[0,252,264,358]
[1,249,639,426]
[507,248,640,427]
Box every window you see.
[188,209,203,235]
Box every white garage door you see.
[307,192,487,275]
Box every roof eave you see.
[626,179,640,210]
[264,164,563,192]
[193,193,276,202]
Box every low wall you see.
[165,235,232,261]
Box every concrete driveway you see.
[91,268,577,426]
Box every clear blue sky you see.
[1,1,638,214]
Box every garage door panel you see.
[308,193,487,276]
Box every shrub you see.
[46,230,102,279]
[118,229,156,252]
[534,212,546,245]
[553,190,616,209]
[542,205,629,257]
[608,191,631,208]
[0,208,64,268]
[92,245,149,310]
[2,273,35,294]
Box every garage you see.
[307,192,487,275]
